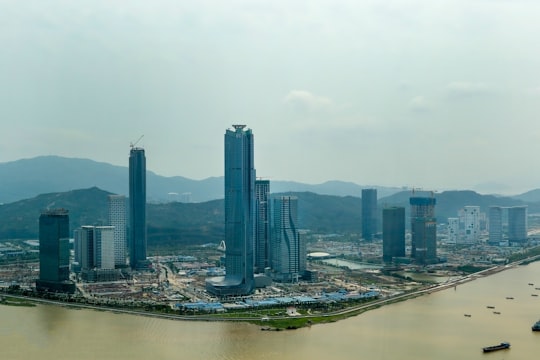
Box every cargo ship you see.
[482,342,510,353]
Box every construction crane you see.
[130,135,144,149]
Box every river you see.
[1,262,540,360]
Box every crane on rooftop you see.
[130,135,144,149]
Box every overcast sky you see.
[1,0,540,194]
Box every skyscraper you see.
[271,196,303,282]
[108,194,127,267]
[508,206,527,244]
[362,188,377,241]
[75,225,118,282]
[255,179,270,273]
[488,206,503,245]
[36,209,75,293]
[206,125,255,296]
[129,147,148,270]
[459,206,481,243]
[382,207,405,262]
[410,195,437,264]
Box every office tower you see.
[108,194,127,267]
[129,147,148,270]
[382,207,405,262]
[36,209,75,293]
[76,226,95,271]
[362,188,377,241]
[508,206,527,243]
[459,206,481,243]
[488,206,503,245]
[94,226,115,270]
[255,179,270,273]
[410,195,437,264]
[271,196,302,282]
[206,125,255,296]
[76,225,118,282]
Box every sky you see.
[1,0,540,194]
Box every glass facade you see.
[37,209,74,293]
[382,207,405,262]
[129,147,147,270]
[255,179,270,273]
[206,125,255,296]
[271,196,302,282]
[362,188,377,240]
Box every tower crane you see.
[130,135,144,149]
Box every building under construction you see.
[410,195,437,264]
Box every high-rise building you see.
[75,226,95,271]
[270,196,305,282]
[459,206,481,243]
[36,209,75,293]
[255,179,270,273]
[206,125,255,296]
[362,189,377,241]
[488,206,503,245]
[108,195,127,267]
[382,207,405,262]
[410,195,437,264]
[75,225,119,282]
[508,206,527,243]
[129,147,148,270]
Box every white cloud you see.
[409,95,429,112]
[283,90,334,112]
[446,82,496,97]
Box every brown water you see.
[1,262,540,360]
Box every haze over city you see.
[1,1,540,194]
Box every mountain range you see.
[1,156,540,251]
[0,156,404,204]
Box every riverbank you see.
[2,256,538,330]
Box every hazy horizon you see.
[2,1,540,194]
[1,154,536,196]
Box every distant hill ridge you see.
[1,186,538,249]
[0,156,404,204]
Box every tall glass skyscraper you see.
[382,207,405,262]
[271,196,303,282]
[255,179,270,273]
[206,125,255,296]
[508,205,527,243]
[488,206,503,245]
[129,147,148,270]
[362,188,377,241]
[36,209,75,293]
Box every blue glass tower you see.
[362,188,377,241]
[129,147,148,270]
[206,125,255,296]
[36,209,75,293]
[255,179,270,273]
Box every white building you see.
[459,206,481,243]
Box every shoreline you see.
[1,257,537,329]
